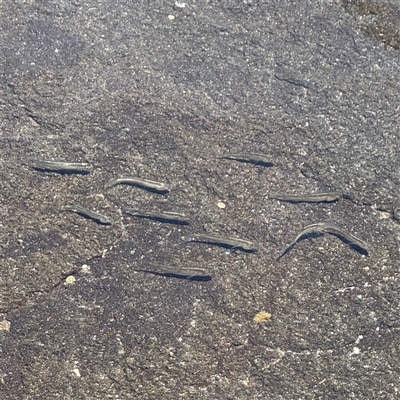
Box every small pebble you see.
[253,311,271,323]
[65,275,76,285]
[0,320,11,331]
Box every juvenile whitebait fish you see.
[268,192,341,203]
[61,205,112,225]
[218,153,274,167]
[124,209,189,225]
[187,233,258,253]
[274,74,310,89]
[107,177,170,194]
[278,222,368,259]
[33,160,92,174]
[138,263,211,281]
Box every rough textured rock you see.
[1,0,399,398]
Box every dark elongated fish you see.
[33,160,92,174]
[278,222,368,259]
[218,153,274,167]
[61,205,112,225]
[137,263,211,281]
[124,209,189,225]
[187,233,258,253]
[107,177,170,194]
[268,192,341,203]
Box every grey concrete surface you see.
[0,0,399,398]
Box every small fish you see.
[278,222,368,259]
[268,192,341,203]
[187,233,258,253]
[61,205,112,225]
[274,74,310,89]
[218,153,274,167]
[138,263,212,281]
[107,177,170,194]
[124,209,189,225]
[33,160,92,174]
